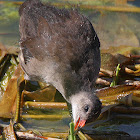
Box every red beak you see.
[74,117,86,130]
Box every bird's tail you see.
[19,0,43,16]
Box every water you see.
[0,0,140,139]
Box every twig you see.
[24,102,68,109]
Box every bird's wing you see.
[20,17,53,61]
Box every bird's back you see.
[19,0,100,100]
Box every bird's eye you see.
[84,105,89,112]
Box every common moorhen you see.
[19,0,101,129]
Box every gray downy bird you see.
[19,0,102,129]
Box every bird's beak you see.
[74,117,86,130]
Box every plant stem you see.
[110,64,121,87]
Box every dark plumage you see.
[19,0,101,128]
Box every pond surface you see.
[0,0,140,139]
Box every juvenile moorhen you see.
[19,0,101,128]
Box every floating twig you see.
[24,102,68,109]
[22,114,68,120]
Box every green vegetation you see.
[0,2,19,25]
[110,64,121,87]
[68,122,76,140]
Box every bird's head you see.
[70,91,101,129]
